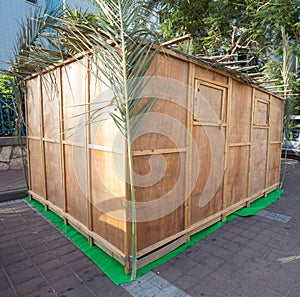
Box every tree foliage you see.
[151,0,300,111]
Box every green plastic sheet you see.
[26,189,283,285]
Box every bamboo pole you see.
[247,87,255,205]
[58,67,68,225]
[184,62,195,237]
[86,58,93,246]
[39,75,48,211]
[222,78,232,221]
[162,34,192,47]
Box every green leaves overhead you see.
[11,4,65,75]
[56,0,158,137]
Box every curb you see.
[0,188,28,203]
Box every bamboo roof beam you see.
[273,89,293,93]
[219,60,251,65]
[199,54,238,60]
[264,84,289,89]
[281,94,299,97]
[256,79,279,84]
[247,72,264,77]
[162,34,192,47]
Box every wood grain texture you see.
[250,128,268,196]
[44,142,63,209]
[26,78,41,137]
[26,49,284,272]
[28,139,45,197]
[229,80,252,144]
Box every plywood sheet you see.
[229,81,252,144]
[89,57,118,146]
[42,71,60,140]
[194,81,226,123]
[255,89,270,101]
[267,143,281,188]
[254,99,269,127]
[250,128,268,196]
[62,59,87,144]
[269,96,284,142]
[92,206,125,252]
[191,125,225,224]
[28,139,45,197]
[132,99,187,151]
[226,146,250,206]
[133,153,185,250]
[64,144,88,225]
[44,142,63,209]
[91,149,126,252]
[26,77,41,137]
[153,54,189,83]
[195,66,228,86]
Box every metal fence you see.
[0,93,25,136]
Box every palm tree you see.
[7,0,160,279]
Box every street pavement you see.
[1,162,300,297]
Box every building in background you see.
[0,0,91,69]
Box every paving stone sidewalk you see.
[153,166,300,297]
[0,200,131,297]
[1,164,300,296]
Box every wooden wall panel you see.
[269,96,284,142]
[92,206,125,252]
[132,99,187,151]
[62,59,87,143]
[254,88,270,101]
[226,146,250,206]
[89,59,117,146]
[194,81,226,123]
[229,81,252,144]
[137,208,184,251]
[267,143,281,188]
[91,149,126,252]
[44,142,63,208]
[254,100,269,127]
[26,78,41,137]
[133,153,185,250]
[64,144,88,225]
[28,139,45,197]
[191,126,224,224]
[195,66,228,86]
[91,150,125,202]
[153,54,189,82]
[250,129,268,196]
[90,116,122,148]
[41,71,60,140]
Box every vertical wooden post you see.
[39,75,48,211]
[86,58,93,246]
[247,87,255,207]
[58,67,68,225]
[184,62,195,235]
[25,83,32,200]
[222,78,232,221]
[278,98,285,187]
[264,95,271,196]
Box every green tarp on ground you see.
[26,189,284,285]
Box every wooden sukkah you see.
[26,45,284,273]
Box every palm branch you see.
[54,0,159,279]
[6,0,160,279]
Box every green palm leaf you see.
[6,0,160,279]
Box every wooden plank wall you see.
[27,57,127,262]
[26,50,284,271]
